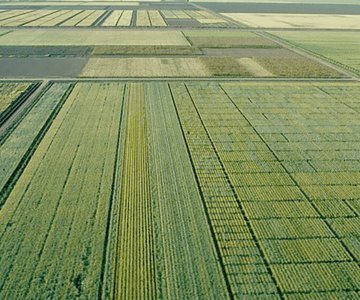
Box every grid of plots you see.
[0,81,359,298]
[0,9,231,27]
[173,82,360,298]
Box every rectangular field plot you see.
[0,81,359,299]
[223,13,360,29]
[271,31,360,75]
[0,29,190,46]
[80,57,211,77]
[80,54,342,78]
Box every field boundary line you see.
[98,83,126,300]
[1,77,358,82]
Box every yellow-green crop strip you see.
[113,83,156,299]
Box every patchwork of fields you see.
[1,81,360,299]
[0,8,231,27]
[0,0,359,299]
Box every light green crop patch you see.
[0,29,190,46]
[272,31,360,74]
[261,238,351,263]
[272,262,360,293]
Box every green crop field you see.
[0,81,359,299]
[271,31,360,75]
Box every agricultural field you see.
[223,13,360,29]
[80,57,211,77]
[0,29,190,45]
[0,0,359,299]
